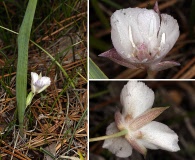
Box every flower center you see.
[35,79,45,88]
[128,25,166,63]
[134,43,152,62]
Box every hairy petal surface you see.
[103,122,132,158]
[136,10,160,54]
[138,121,180,152]
[158,14,180,57]
[120,81,154,118]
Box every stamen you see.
[149,19,154,38]
[160,33,166,50]
[128,26,136,48]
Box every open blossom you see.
[99,2,180,71]
[103,81,180,158]
[26,72,51,107]
[31,72,51,94]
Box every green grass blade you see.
[40,147,55,159]
[0,26,76,88]
[89,57,108,79]
[68,108,87,150]
[16,0,37,135]
[30,40,76,88]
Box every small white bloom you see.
[100,3,180,71]
[103,81,180,158]
[31,72,51,94]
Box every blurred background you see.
[89,0,195,79]
[89,81,195,159]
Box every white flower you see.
[103,81,180,158]
[99,3,180,71]
[31,72,51,94]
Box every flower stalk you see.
[26,91,35,107]
[89,129,128,142]
[147,69,157,79]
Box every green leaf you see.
[16,0,37,136]
[89,58,108,79]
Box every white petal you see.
[123,8,145,45]
[137,10,160,42]
[120,81,154,118]
[158,14,179,57]
[35,77,51,87]
[103,122,132,158]
[138,121,180,152]
[31,72,39,84]
[111,8,143,61]
[111,10,133,60]
[31,72,39,93]
[136,10,161,57]
[35,77,51,93]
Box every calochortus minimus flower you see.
[103,81,180,158]
[99,2,180,72]
[31,72,51,94]
[26,72,51,106]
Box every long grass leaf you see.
[16,0,37,135]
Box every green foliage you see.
[16,0,37,135]
[89,58,108,79]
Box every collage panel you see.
[89,0,194,79]
[89,80,194,159]
[0,1,87,159]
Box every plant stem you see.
[89,129,128,142]
[147,69,157,79]
[26,91,35,107]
